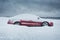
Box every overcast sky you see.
[0,0,60,17]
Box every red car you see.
[7,14,53,27]
[8,20,53,27]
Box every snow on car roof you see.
[11,14,39,20]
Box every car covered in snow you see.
[7,14,53,27]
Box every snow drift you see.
[0,14,60,40]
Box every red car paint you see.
[8,20,14,24]
[48,22,53,26]
[20,20,43,26]
[7,20,53,26]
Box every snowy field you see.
[0,16,60,40]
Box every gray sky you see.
[0,0,60,17]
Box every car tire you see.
[14,21,20,25]
[42,21,48,26]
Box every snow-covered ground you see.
[0,14,60,40]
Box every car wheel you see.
[42,21,48,26]
[14,21,20,25]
